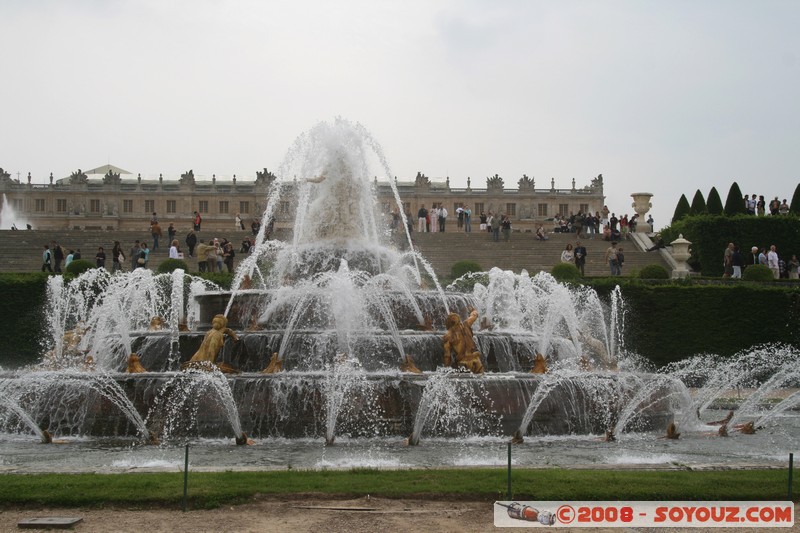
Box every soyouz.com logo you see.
[493,501,794,527]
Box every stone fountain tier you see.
[195,290,477,330]
[130,331,564,373]
[4,372,672,439]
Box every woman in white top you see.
[560,243,574,263]
[169,239,182,259]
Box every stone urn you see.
[631,192,653,233]
[670,234,692,279]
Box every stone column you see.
[670,234,692,279]
[631,192,653,233]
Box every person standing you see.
[490,212,501,242]
[479,211,487,232]
[789,254,800,279]
[223,241,235,273]
[560,243,574,263]
[501,214,511,242]
[169,239,182,259]
[141,242,151,268]
[429,205,438,233]
[235,213,243,230]
[151,221,162,252]
[456,206,464,229]
[463,205,472,233]
[574,241,587,276]
[95,246,107,269]
[439,205,447,232]
[193,211,202,231]
[205,239,217,273]
[167,223,177,244]
[616,246,626,275]
[767,245,780,279]
[41,244,53,272]
[417,205,427,233]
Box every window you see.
[559,203,569,216]
[35,199,45,212]
[474,202,484,214]
[506,203,516,216]
[123,200,133,213]
[56,199,67,212]
[13,199,23,212]
[239,201,249,214]
[580,203,589,214]
[145,200,155,213]
[166,200,176,214]
[538,203,548,217]
[90,199,100,213]
[219,201,229,214]
[198,201,208,213]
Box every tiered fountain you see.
[7,119,795,471]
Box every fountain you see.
[2,118,799,472]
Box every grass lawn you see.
[0,468,794,509]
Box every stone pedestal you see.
[670,234,692,279]
[631,192,653,233]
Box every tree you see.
[724,182,747,216]
[790,182,800,215]
[689,190,707,216]
[706,187,724,215]
[672,194,691,223]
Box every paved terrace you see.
[0,228,670,278]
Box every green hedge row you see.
[589,280,800,367]
[661,214,800,276]
[0,274,797,370]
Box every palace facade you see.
[0,165,606,232]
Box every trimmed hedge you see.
[551,262,582,281]
[638,264,669,279]
[742,264,775,281]
[157,258,190,273]
[661,214,800,276]
[64,259,94,278]
[451,260,482,279]
[589,280,800,367]
[0,274,49,367]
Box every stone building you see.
[0,165,605,232]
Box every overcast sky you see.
[1,0,798,228]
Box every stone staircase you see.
[0,228,670,276]
[410,229,670,278]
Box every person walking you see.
[167,223,177,244]
[41,245,53,272]
[185,230,197,258]
[95,246,107,269]
[731,245,743,279]
[604,242,619,276]
[128,240,140,271]
[501,214,511,242]
[52,242,64,273]
[112,241,125,273]
[490,212,500,242]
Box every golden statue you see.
[241,274,253,290]
[718,424,729,437]
[261,352,283,374]
[530,352,547,374]
[235,432,255,445]
[82,355,96,371]
[510,429,524,444]
[181,314,239,372]
[665,422,680,439]
[442,308,484,374]
[400,354,422,374]
[416,316,434,332]
[603,428,616,442]
[735,421,756,435]
[178,321,190,332]
[148,316,165,331]
[126,353,147,373]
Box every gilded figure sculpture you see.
[181,314,239,372]
[530,352,547,374]
[442,308,484,374]
[400,354,422,374]
[261,352,283,374]
[126,353,147,373]
[148,316,165,331]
